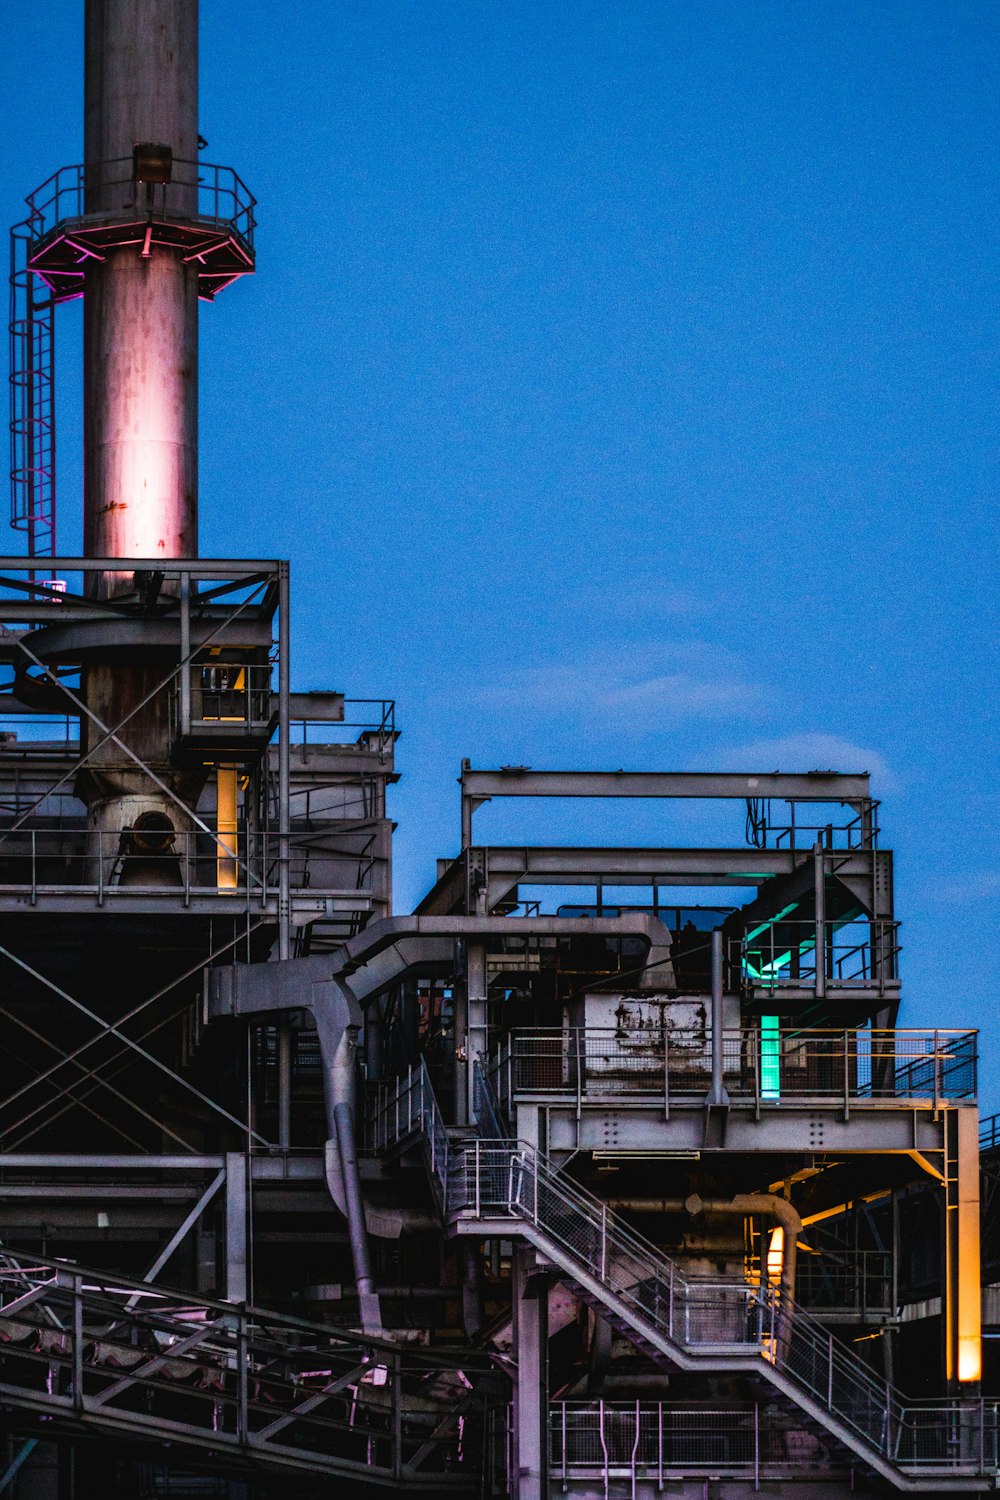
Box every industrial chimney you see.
[83,0,200,562]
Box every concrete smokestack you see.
[83,0,199,561]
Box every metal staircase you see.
[0,1253,498,1492]
[371,1060,996,1492]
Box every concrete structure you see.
[0,4,994,1499]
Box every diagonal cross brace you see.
[0,583,269,886]
[251,1360,371,1442]
[0,940,269,1146]
[88,1320,217,1407]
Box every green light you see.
[745,903,800,944]
[761,1016,781,1100]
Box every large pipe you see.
[333,1087,382,1334]
[605,1192,800,1315]
[84,0,199,562]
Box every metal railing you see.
[796,1250,894,1316]
[549,1400,1000,1493]
[365,1062,993,1478]
[173,663,274,734]
[981,1113,1000,1152]
[550,1401,833,1492]
[741,918,900,991]
[449,1137,991,1475]
[22,159,256,254]
[473,1060,511,1141]
[0,824,379,911]
[490,1027,977,1108]
[291,699,396,764]
[367,1058,451,1211]
[0,1256,493,1489]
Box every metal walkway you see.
[0,1254,498,1491]
[371,1060,996,1493]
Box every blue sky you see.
[2,3,998,1098]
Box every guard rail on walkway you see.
[0,1255,496,1490]
[550,1400,1000,1498]
[487,1027,977,1120]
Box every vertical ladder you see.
[9,217,56,563]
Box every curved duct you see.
[209,912,678,1322]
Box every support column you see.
[465,941,488,1124]
[276,1021,292,1149]
[512,1248,547,1500]
[813,842,826,1002]
[277,560,291,959]
[224,1151,247,1303]
[943,1108,982,1387]
[453,976,468,1126]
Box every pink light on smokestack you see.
[83,0,199,562]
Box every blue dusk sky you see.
[2,4,998,1098]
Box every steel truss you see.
[0,1254,500,1491]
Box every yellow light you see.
[216,765,238,890]
[766,1226,784,1287]
[959,1340,982,1384]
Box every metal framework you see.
[3,6,990,1496]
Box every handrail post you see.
[663,1033,670,1121]
[814,842,826,1001]
[933,1029,941,1117]
[599,1399,609,1500]
[754,1401,760,1490]
[237,1310,248,1443]
[827,1332,834,1409]
[474,1140,481,1219]
[658,1401,663,1490]
[668,1261,675,1339]
[600,1204,607,1281]
[72,1274,83,1412]
[631,1399,640,1500]
[391,1351,403,1481]
[843,1029,850,1120]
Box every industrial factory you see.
[0,3,997,1497]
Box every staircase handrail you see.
[473,1057,513,1140]
[371,1067,988,1474]
[369,1058,451,1210]
[451,1138,968,1466]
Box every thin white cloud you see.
[475,642,762,726]
[566,584,708,618]
[930,871,1000,905]
[716,731,896,792]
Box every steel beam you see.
[0,556,280,574]
[225,1151,248,1303]
[513,1247,547,1500]
[417,844,892,916]
[541,1101,959,1156]
[459,766,873,850]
